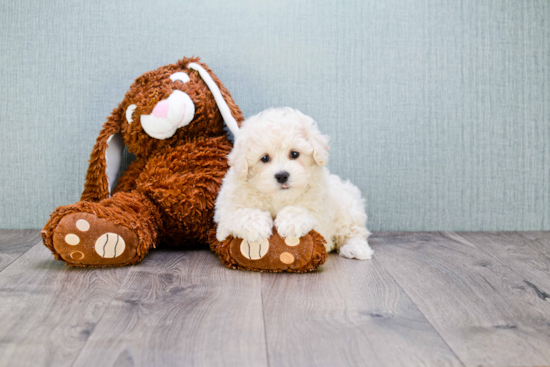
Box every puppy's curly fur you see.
[214,108,373,260]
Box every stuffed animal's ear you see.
[227,135,249,179]
[80,109,125,202]
[209,69,245,128]
[188,62,244,136]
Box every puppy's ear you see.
[302,115,329,166]
[227,135,249,178]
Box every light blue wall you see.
[1,0,548,231]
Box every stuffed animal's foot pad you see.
[231,229,314,270]
[52,213,138,266]
[210,227,328,273]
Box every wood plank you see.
[261,252,462,367]
[517,231,550,261]
[0,229,41,272]
[455,232,550,298]
[72,249,268,367]
[0,243,129,367]
[375,232,550,367]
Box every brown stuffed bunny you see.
[42,57,244,267]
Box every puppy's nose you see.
[275,171,290,184]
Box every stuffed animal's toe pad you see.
[240,238,270,260]
[284,237,300,247]
[52,213,138,266]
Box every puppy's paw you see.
[275,206,317,239]
[232,208,273,243]
[339,238,374,260]
[216,224,231,242]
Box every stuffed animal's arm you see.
[112,158,148,195]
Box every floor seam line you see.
[69,263,138,367]
[0,239,43,275]
[260,274,271,367]
[374,237,467,367]
[448,231,548,289]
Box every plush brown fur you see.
[42,57,244,267]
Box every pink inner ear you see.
[152,100,170,118]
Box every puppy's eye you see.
[290,151,300,159]
[261,155,271,163]
[126,104,137,124]
[170,72,190,84]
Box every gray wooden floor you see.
[0,230,549,367]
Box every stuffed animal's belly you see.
[133,137,233,246]
[159,210,215,246]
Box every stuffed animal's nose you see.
[151,100,170,118]
[140,90,195,140]
[275,171,290,184]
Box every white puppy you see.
[214,108,373,260]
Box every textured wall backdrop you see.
[1,0,549,230]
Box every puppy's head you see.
[228,108,329,197]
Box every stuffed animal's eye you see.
[170,72,190,84]
[261,155,271,163]
[290,151,300,159]
[125,104,137,124]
